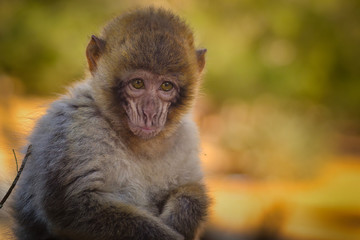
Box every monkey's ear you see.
[86,35,106,75]
[196,48,207,73]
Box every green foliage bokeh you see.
[0,0,359,117]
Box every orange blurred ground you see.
[205,159,360,240]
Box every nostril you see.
[143,109,156,120]
[150,112,157,119]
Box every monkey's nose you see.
[143,110,157,127]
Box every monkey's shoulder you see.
[29,83,118,160]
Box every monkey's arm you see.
[42,178,184,240]
[160,183,209,240]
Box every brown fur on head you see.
[87,7,206,145]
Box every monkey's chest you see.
[109,156,182,215]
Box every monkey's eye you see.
[131,78,145,89]
[160,81,174,91]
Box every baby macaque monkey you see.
[12,7,209,240]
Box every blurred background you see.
[0,0,359,239]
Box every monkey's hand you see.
[160,183,209,240]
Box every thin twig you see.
[12,149,19,173]
[0,145,32,209]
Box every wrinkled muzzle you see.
[124,97,171,139]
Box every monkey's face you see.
[120,70,179,139]
[86,8,206,140]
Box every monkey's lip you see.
[137,126,162,139]
[140,127,156,132]
[128,122,162,138]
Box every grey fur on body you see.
[12,81,208,240]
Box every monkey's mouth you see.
[128,122,163,139]
[139,126,157,135]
